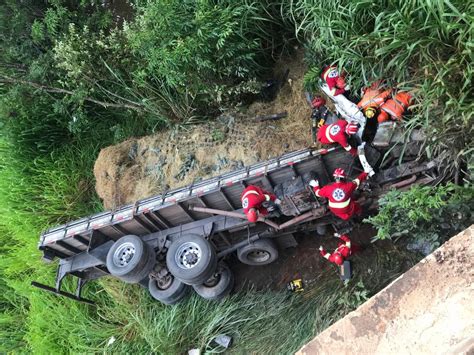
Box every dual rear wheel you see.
[106,235,279,305]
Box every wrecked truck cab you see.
[372,121,425,148]
[32,74,439,306]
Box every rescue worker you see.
[309,168,368,220]
[377,91,413,123]
[310,96,329,145]
[241,185,281,223]
[311,96,326,110]
[357,82,392,119]
[319,233,354,266]
[321,65,349,96]
[317,120,359,156]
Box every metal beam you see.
[218,231,232,246]
[177,202,195,221]
[74,235,90,247]
[139,213,162,231]
[133,216,155,233]
[152,211,172,228]
[219,188,235,210]
[263,174,274,189]
[56,240,83,255]
[196,196,208,208]
[111,223,129,236]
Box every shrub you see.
[124,0,285,117]
[365,184,474,254]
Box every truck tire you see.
[106,235,155,283]
[316,224,327,236]
[193,262,234,301]
[237,239,279,266]
[120,246,156,284]
[148,274,189,305]
[166,234,217,285]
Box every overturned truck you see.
[34,115,440,305]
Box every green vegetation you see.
[0,0,472,353]
[366,184,474,253]
[296,0,473,176]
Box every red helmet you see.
[333,168,346,180]
[336,77,346,89]
[333,253,344,265]
[345,122,359,135]
[247,208,258,223]
[311,96,326,109]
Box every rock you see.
[128,142,138,160]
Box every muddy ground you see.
[93,50,378,290]
[231,224,377,292]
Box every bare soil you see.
[231,224,377,292]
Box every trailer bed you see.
[40,146,359,260]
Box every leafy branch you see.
[0,75,147,112]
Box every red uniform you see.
[320,235,352,265]
[312,172,368,220]
[317,120,356,155]
[240,185,276,217]
[321,66,346,96]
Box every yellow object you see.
[287,279,304,292]
[365,107,376,119]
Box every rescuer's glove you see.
[309,179,319,188]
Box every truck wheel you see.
[237,239,279,266]
[106,235,155,283]
[193,262,234,301]
[316,224,327,236]
[148,274,189,305]
[120,246,156,284]
[166,234,217,285]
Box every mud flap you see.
[320,84,366,142]
[357,142,375,177]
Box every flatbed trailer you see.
[36,78,441,304]
[34,113,440,305]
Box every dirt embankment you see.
[94,50,314,209]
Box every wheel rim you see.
[113,242,136,267]
[203,267,223,287]
[247,250,271,263]
[156,275,173,290]
[175,242,202,269]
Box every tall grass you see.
[19,246,415,354]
